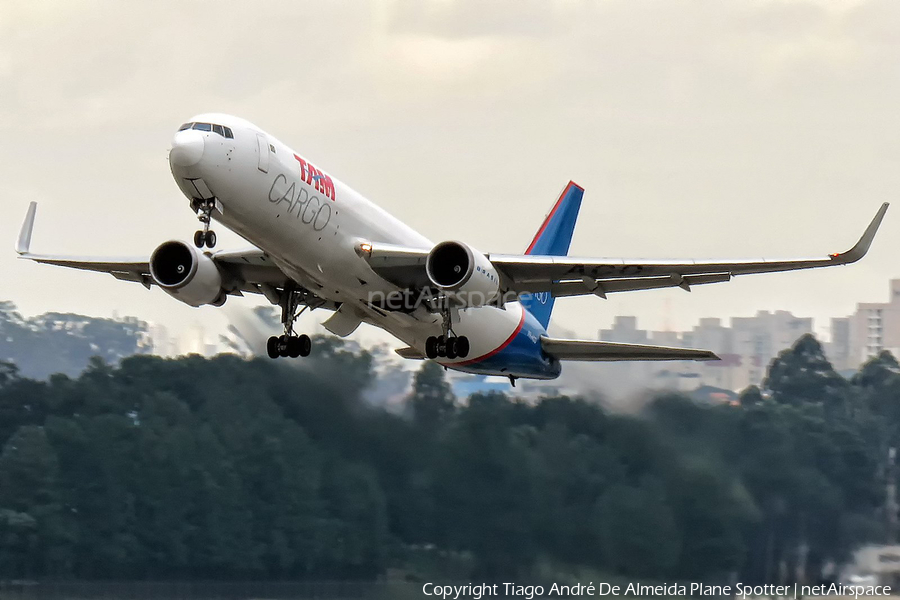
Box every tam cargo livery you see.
[16,114,888,384]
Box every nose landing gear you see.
[194,229,216,249]
[192,198,217,248]
[267,288,313,359]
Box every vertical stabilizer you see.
[519,182,583,328]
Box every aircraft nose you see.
[169,129,205,168]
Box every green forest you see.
[0,332,896,583]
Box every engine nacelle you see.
[149,240,226,307]
[425,241,501,307]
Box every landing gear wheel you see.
[193,199,217,248]
[298,334,312,357]
[456,336,470,359]
[266,334,311,359]
[425,336,438,359]
[277,334,291,358]
[445,337,458,360]
[426,335,468,359]
[266,336,279,359]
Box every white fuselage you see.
[169,113,559,379]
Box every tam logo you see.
[293,154,336,201]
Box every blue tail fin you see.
[519,181,584,329]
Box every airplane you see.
[15,113,889,384]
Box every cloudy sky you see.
[1,0,898,348]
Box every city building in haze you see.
[730,311,813,387]
[847,279,900,368]
[597,282,900,395]
[598,310,814,395]
[828,317,852,373]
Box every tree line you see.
[0,333,896,582]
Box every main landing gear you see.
[425,335,470,360]
[192,198,217,249]
[267,288,312,359]
[267,334,311,359]
[424,302,471,360]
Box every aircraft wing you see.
[493,202,888,296]
[541,337,719,362]
[362,203,888,298]
[16,201,291,296]
[360,242,431,289]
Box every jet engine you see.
[425,241,501,307]
[149,240,226,307]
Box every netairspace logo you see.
[421,582,894,600]
[367,289,534,312]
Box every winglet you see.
[831,202,889,264]
[16,202,37,255]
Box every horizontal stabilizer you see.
[541,337,719,362]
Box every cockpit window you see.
[184,122,233,138]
